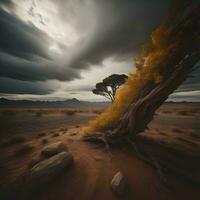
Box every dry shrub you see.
[63,110,76,116]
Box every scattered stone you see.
[30,152,74,186]
[41,142,68,158]
[41,139,48,145]
[52,133,59,137]
[70,132,77,136]
[28,157,44,169]
[111,171,127,196]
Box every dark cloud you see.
[0,0,14,8]
[0,0,198,98]
[59,0,171,69]
[0,8,51,60]
[0,51,81,81]
[0,77,55,94]
[0,6,81,83]
[65,85,93,92]
[176,66,200,92]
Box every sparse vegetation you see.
[63,110,76,116]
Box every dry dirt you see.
[0,102,200,200]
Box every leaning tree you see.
[84,0,200,184]
[92,74,128,102]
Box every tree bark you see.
[83,2,200,185]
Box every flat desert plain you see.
[0,102,200,200]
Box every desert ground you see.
[0,102,200,200]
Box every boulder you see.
[41,142,68,158]
[28,157,44,169]
[111,171,127,195]
[30,152,73,186]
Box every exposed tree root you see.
[84,133,173,189]
[83,133,113,156]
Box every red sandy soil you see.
[0,102,200,200]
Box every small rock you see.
[28,157,44,169]
[30,152,73,186]
[41,142,68,158]
[111,171,127,196]
[70,133,76,136]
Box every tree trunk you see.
[108,53,200,142]
[83,2,200,185]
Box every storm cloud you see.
[0,0,199,100]
[0,77,57,94]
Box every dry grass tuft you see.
[63,110,76,116]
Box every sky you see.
[0,0,199,102]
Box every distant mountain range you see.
[0,98,109,106]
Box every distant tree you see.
[92,74,128,102]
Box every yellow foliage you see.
[83,25,171,134]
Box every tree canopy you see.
[92,74,128,102]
